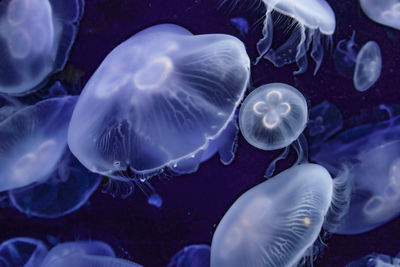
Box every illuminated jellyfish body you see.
[359,0,400,31]
[41,241,143,267]
[167,244,210,267]
[68,24,250,182]
[311,107,400,234]
[0,237,48,267]
[0,95,77,192]
[0,0,84,95]
[347,252,400,267]
[333,32,382,92]
[211,163,349,267]
[0,92,23,122]
[253,0,335,74]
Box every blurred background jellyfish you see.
[311,106,400,234]
[346,252,400,267]
[333,31,382,92]
[251,0,336,74]
[0,237,48,267]
[68,24,250,185]
[210,163,349,267]
[41,240,143,267]
[0,0,84,95]
[359,0,400,31]
[167,244,210,267]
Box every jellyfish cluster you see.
[0,0,398,266]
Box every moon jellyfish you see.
[0,95,77,192]
[239,83,308,151]
[168,244,210,267]
[0,237,48,267]
[8,151,101,218]
[211,163,349,267]
[147,193,163,208]
[230,17,249,37]
[333,31,382,92]
[311,106,400,234]
[250,0,335,74]
[41,240,143,267]
[0,0,84,95]
[68,24,250,182]
[359,0,400,31]
[347,252,400,267]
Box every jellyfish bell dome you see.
[167,244,211,267]
[210,163,333,267]
[68,23,250,181]
[359,0,400,31]
[0,237,48,267]
[239,83,308,151]
[353,41,382,92]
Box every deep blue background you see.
[1,0,400,266]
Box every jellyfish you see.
[246,0,335,74]
[210,163,350,267]
[0,95,77,192]
[333,32,382,92]
[359,0,400,31]
[41,240,143,267]
[347,252,400,267]
[147,193,163,208]
[0,237,48,267]
[230,17,249,37]
[311,106,400,234]
[0,0,84,95]
[68,24,250,183]
[167,244,210,267]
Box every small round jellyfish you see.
[333,32,382,92]
[167,244,210,267]
[359,0,400,31]
[41,240,143,267]
[347,252,400,267]
[210,164,335,267]
[248,0,336,74]
[0,0,84,95]
[0,237,48,267]
[239,83,308,150]
[68,23,250,182]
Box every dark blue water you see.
[1,0,400,266]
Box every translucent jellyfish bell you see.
[239,83,308,150]
[333,32,382,92]
[359,0,400,30]
[167,244,211,267]
[68,23,250,181]
[210,164,333,267]
[0,95,77,192]
[0,237,48,267]
[347,252,400,267]
[0,0,84,95]
[252,0,335,74]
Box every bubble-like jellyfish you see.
[167,244,210,267]
[211,163,350,267]
[0,237,48,267]
[41,240,143,267]
[347,252,400,267]
[68,24,250,183]
[359,0,400,31]
[0,95,77,192]
[333,31,382,92]
[311,106,400,234]
[0,0,84,95]
[239,83,308,150]
[246,0,335,74]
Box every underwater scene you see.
[0,0,400,266]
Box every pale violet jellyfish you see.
[0,0,84,95]
[311,106,400,234]
[333,32,382,92]
[68,24,250,183]
[0,237,48,267]
[41,240,143,267]
[360,0,400,30]
[210,163,350,267]
[347,252,400,267]
[251,0,336,74]
[167,244,210,267]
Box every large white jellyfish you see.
[210,163,349,267]
[252,0,336,74]
[68,24,250,182]
[359,0,400,30]
[0,0,84,95]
